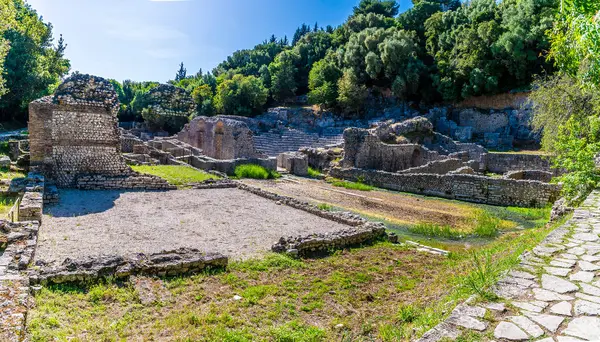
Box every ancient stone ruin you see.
[330,117,561,207]
[28,74,172,190]
[178,116,261,160]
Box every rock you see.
[233,295,242,301]
[578,260,600,272]
[533,288,574,301]
[573,232,600,242]
[0,156,10,168]
[541,274,578,294]
[446,314,487,331]
[509,316,544,338]
[524,313,565,333]
[494,322,529,341]
[581,283,600,296]
[570,271,595,283]
[563,317,600,340]
[576,292,600,304]
[581,254,600,262]
[451,304,486,318]
[544,266,571,277]
[509,270,535,280]
[513,301,547,313]
[550,301,572,316]
[574,300,600,315]
[486,303,506,312]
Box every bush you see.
[234,164,280,179]
[307,167,323,178]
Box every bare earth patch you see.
[36,188,351,263]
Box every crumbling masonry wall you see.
[29,74,171,189]
[178,116,260,160]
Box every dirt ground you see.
[35,188,351,263]
[242,176,480,229]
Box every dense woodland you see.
[1,0,600,200]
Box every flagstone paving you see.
[417,191,600,341]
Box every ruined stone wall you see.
[330,167,560,207]
[178,116,259,160]
[341,128,441,172]
[29,74,171,189]
[398,158,465,175]
[484,153,553,174]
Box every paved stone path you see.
[418,190,600,341]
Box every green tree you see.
[214,74,268,117]
[352,0,400,18]
[0,0,71,121]
[175,62,187,82]
[268,50,298,103]
[191,84,215,117]
[337,69,368,116]
[308,56,343,108]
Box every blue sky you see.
[27,0,412,83]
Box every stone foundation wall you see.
[190,156,276,176]
[330,167,561,207]
[484,153,553,174]
[398,158,465,175]
[30,248,228,285]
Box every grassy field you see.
[26,215,561,341]
[131,165,219,186]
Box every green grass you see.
[131,165,219,186]
[473,212,500,238]
[317,203,333,211]
[307,167,323,178]
[27,216,564,341]
[408,223,464,240]
[328,178,374,191]
[234,164,280,180]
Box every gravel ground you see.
[35,188,350,262]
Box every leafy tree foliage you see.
[214,74,268,117]
[308,55,343,108]
[0,0,70,121]
[337,69,368,116]
[352,0,400,18]
[268,50,298,103]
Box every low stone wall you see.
[484,153,553,174]
[17,173,45,223]
[398,158,464,175]
[504,170,553,183]
[190,156,276,176]
[330,167,561,208]
[0,219,40,340]
[30,248,228,285]
[76,173,176,190]
[272,223,387,257]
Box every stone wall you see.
[277,152,308,176]
[29,74,171,190]
[189,155,276,176]
[398,158,465,175]
[341,128,442,172]
[330,167,561,208]
[484,153,553,174]
[178,116,260,160]
[30,249,228,285]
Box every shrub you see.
[234,164,280,179]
